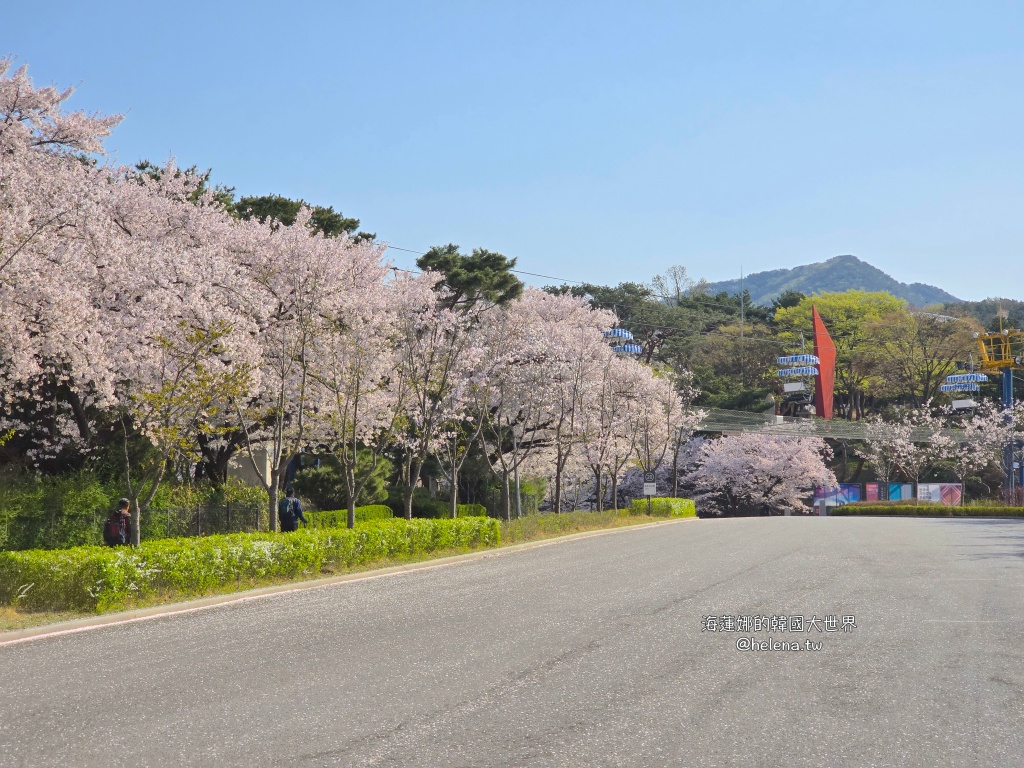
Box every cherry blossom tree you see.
[1,61,270,535]
[231,209,390,530]
[393,277,485,520]
[891,403,955,488]
[120,323,251,545]
[541,299,617,512]
[943,402,1013,496]
[310,269,424,527]
[0,58,123,413]
[475,292,560,520]
[576,354,640,511]
[687,434,836,515]
[856,417,911,488]
[476,290,617,515]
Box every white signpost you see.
[643,472,656,514]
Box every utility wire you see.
[386,254,984,357]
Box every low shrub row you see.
[0,517,501,614]
[304,503,489,527]
[830,505,1024,517]
[304,505,394,528]
[629,498,696,517]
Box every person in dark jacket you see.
[278,487,306,532]
[103,498,133,546]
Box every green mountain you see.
[706,255,960,307]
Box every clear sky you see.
[5,1,1023,301]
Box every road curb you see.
[0,516,695,647]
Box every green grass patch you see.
[500,509,663,544]
[0,606,87,632]
[629,497,696,517]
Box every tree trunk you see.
[671,442,680,498]
[269,464,282,532]
[594,468,603,512]
[554,462,563,514]
[501,473,511,522]
[449,467,459,519]
[130,495,142,548]
[344,463,357,529]
[849,456,864,483]
[400,454,413,520]
[611,472,619,511]
[513,460,522,519]
[403,455,423,521]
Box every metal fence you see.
[146,501,266,539]
[1000,487,1024,506]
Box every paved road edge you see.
[0,517,695,647]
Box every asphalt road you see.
[2,516,1023,767]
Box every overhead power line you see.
[385,246,979,356]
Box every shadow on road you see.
[926,518,1024,562]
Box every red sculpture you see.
[812,306,836,420]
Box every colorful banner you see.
[888,483,914,502]
[917,483,963,506]
[814,484,862,506]
[865,483,880,501]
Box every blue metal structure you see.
[603,328,634,340]
[940,382,981,393]
[944,373,989,385]
[777,366,819,377]
[776,354,820,366]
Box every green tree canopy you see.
[774,290,907,419]
[233,193,372,240]
[416,244,524,311]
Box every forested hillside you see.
[707,255,960,307]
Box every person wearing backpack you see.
[103,498,133,547]
[278,487,306,532]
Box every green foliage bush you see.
[292,452,391,510]
[386,488,450,518]
[830,504,1024,517]
[457,503,488,518]
[141,479,269,540]
[630,498,696,517]
[144,478,269,512]
[0,472,115,551]
[0,517,501,613]
[305,505,394,528]
[0,474,272,551]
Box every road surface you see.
[2,517,1023,767]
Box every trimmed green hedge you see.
[0,517,501,614]
[304,505,394,528]
[630,498,696,517]
[831,505,1024,517]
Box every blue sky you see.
[5,1,1023,301]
